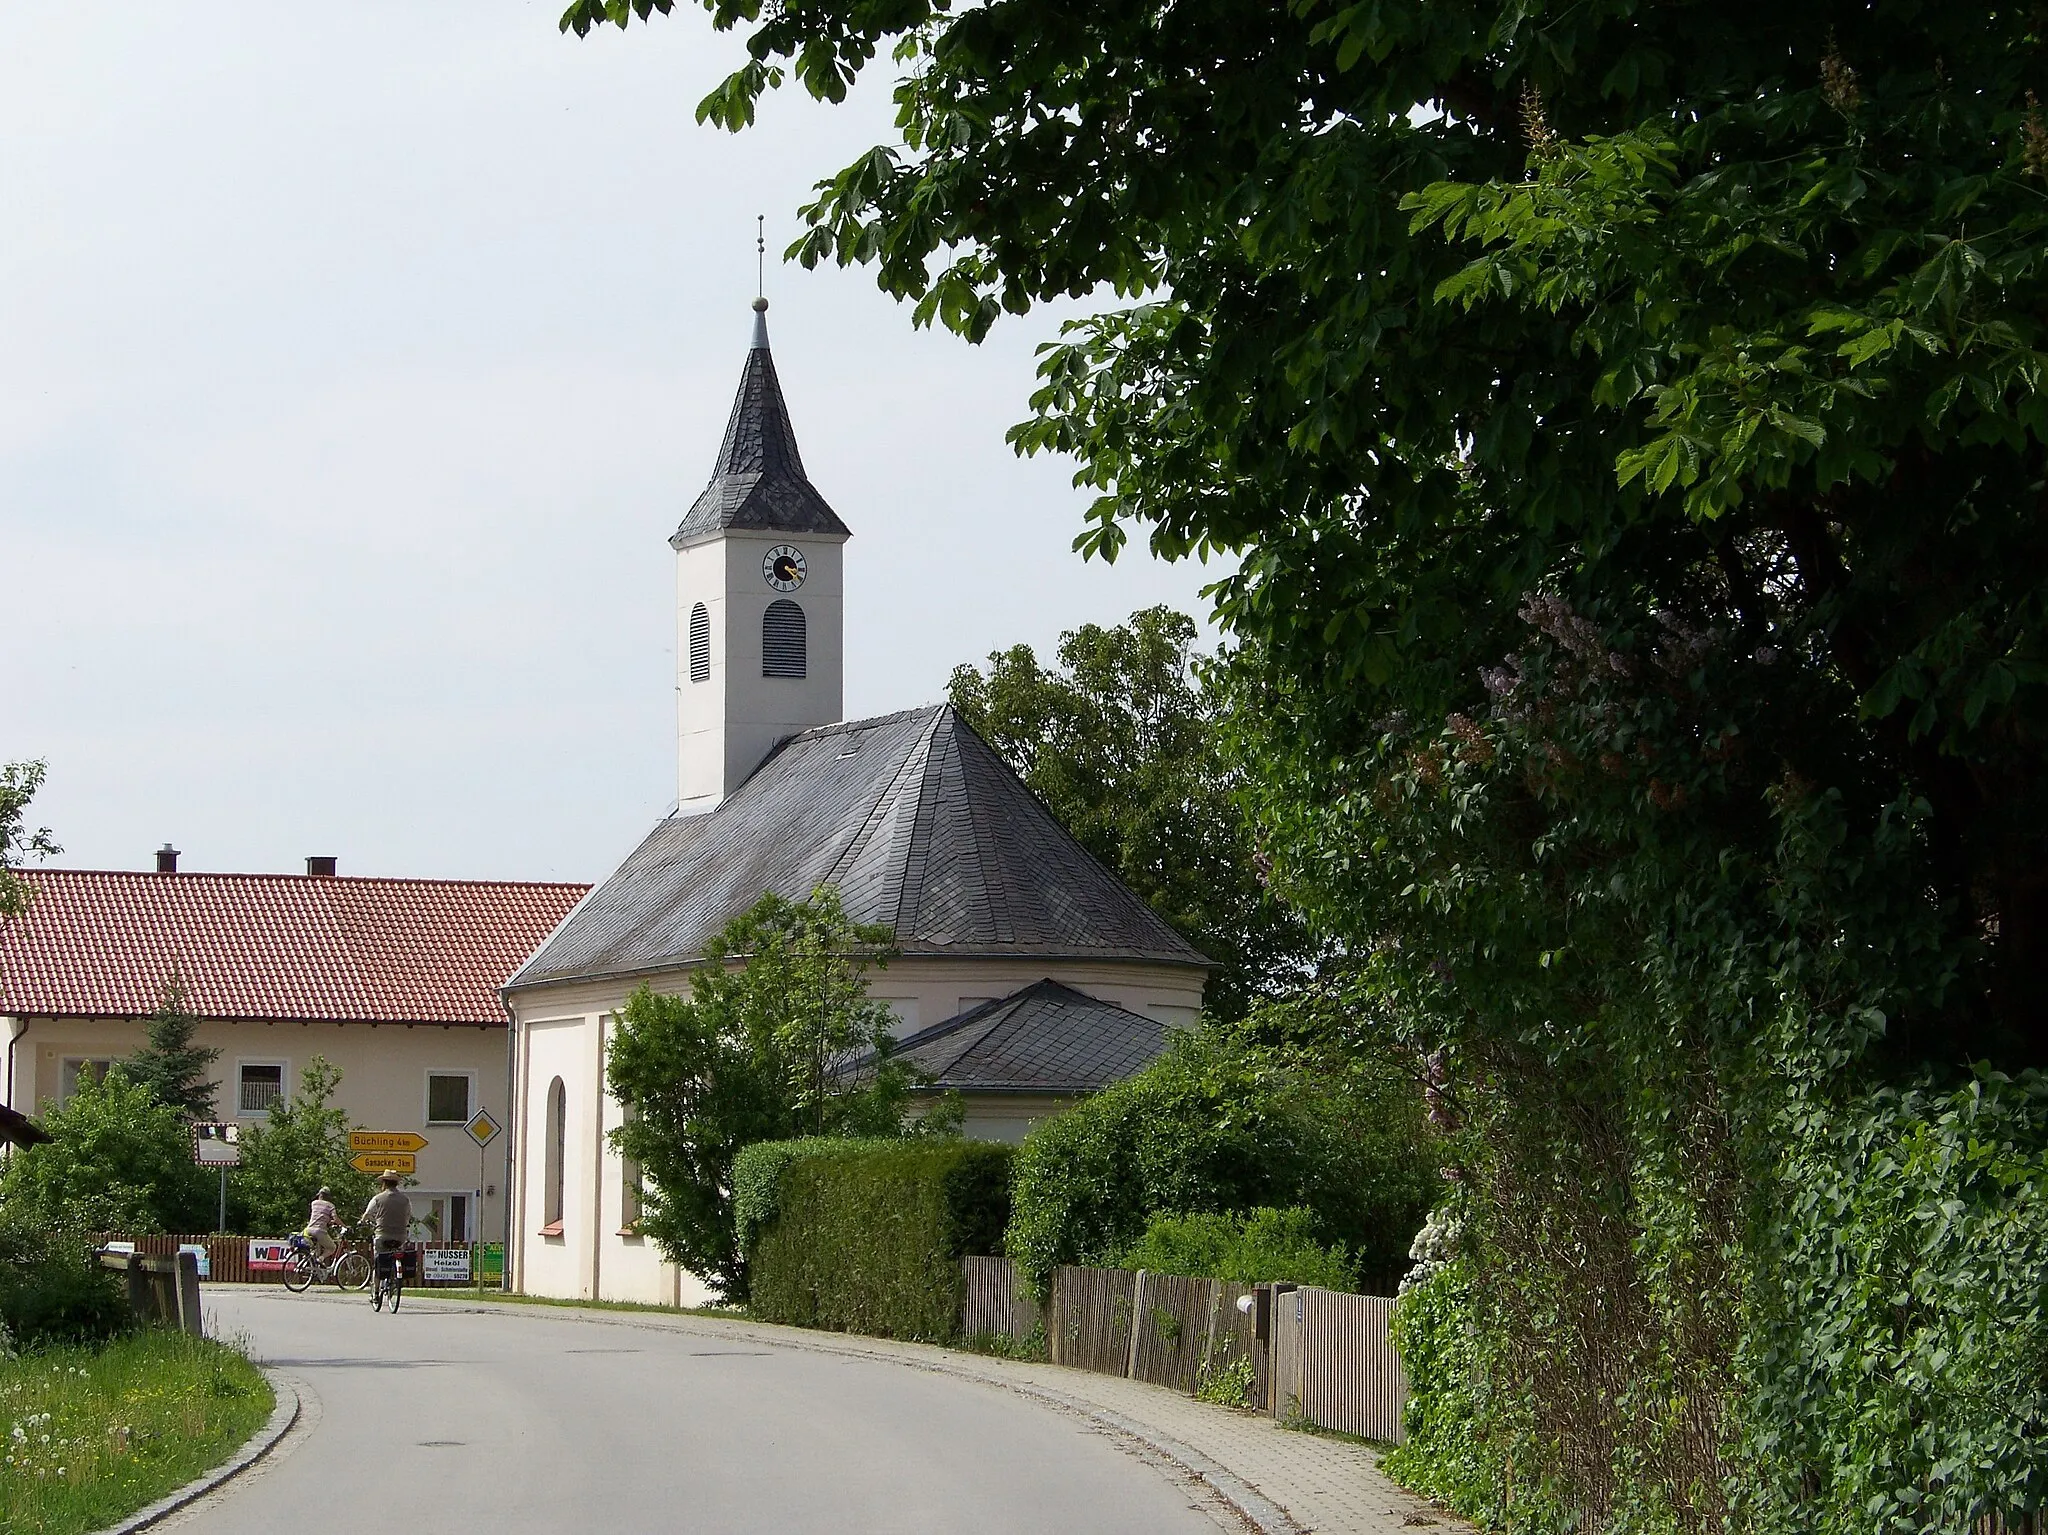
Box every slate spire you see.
[670,299,852,548]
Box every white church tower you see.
[674,298,850,814]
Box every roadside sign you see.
[179,1243,210,1278]
[348,1151,418,1176]
[192,1122,242,1167]
[475,1243,504,1284]
[463,1110,502,1149]
[422,1247,471,1283]
[348,1131,428,1154]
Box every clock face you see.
[763,545,806,592]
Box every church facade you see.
[501,302,1209,1305]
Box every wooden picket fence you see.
[973,1257,1403,1442]
[95,1234,502,1287]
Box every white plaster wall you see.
[676,530,847,813]
[4,1015,510,1237]
[515,1014,595,1300]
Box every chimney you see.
[305,856,337,878]
[154,844,179,875]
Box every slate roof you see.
[0,870,588,1025]
[510,704,1209,989]
[670,302,852,547]
[874,979,1169,1094]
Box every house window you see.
[426,1073,473,1125]
[58,1058,115,1104]
[237,1061,287,1116]
[762,599,806,679]
[542,1076,566,1234]
[689,602,711,683]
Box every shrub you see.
[1007,1026,1433,1296]
[0,1220,133,1349]
[1120,1207,1360,1291]
[747,1139,1013,1341]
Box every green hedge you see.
[745,1139,1013,1342]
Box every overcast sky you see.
[4,5,1223,884]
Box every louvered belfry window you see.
[762,599,807,679]
[688,602,711,683]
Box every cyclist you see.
[304,1186,340,1260]
[360,1170,411,1290]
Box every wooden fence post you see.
[174,1249,204,1337]
[1125,1269,1148,1379]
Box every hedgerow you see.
[746,1139,1013,1341]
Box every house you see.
[0,852,586,1241]
[502,300,1210,1305]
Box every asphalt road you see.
[181,1287,1237,1534]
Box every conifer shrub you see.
[745,1139,1013,1341]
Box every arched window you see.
[762,599,807,679]
[688,602,710,684]
[542,1076,566,1234]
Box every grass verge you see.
[1,1330,272,1535]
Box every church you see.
[502,301,1210,1305]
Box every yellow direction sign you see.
[349,1131,428,1155]
[464,1110,502,1149]
[349,1151,417,1176]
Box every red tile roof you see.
[0,869,588,1026]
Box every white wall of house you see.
[504,954,1205,1304]
[2,1014,511,1240]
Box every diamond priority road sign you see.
[464,1110,502,1149]
[349,1131,428,1154]
[348,1151,418,1176]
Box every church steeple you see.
[672,302,849,815]
[670,299,851,551]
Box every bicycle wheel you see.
[389,1272,403,1312]
[332,1250,371,1291]
[282,1252,313,1293]
[372,1273,386,1311]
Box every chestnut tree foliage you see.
[566,1,2048,1524]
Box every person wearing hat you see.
[304,1185,340,1260]
[359,1169,412,1283]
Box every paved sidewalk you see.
[408,1294,1470,1535]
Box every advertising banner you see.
[422,1247,471,1283]
[248,1238,294,1272]
[475,1243,504,1284]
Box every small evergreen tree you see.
[233,1057,377,1236]
[124,972,219,1120]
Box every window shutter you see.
[688,602,710,683]
[762,599,807,679]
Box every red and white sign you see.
[248,1238,295,1271]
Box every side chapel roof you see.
[872,979,1171,1095]
[509,705,1208,990]
[670,301,852,547]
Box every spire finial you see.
[756,214,765,302]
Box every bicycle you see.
[282,1226,370,1292]
[371,1244,408,1312]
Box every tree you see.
[949,606,1318,1019]
[563,5,2048,1519]
[606,886,919,1302]
[0,759,59,924]
[234,1057,377,1237]
[0,1067,212,1234]
[123,972,219,1121]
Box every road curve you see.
[180,1287,1237,1534]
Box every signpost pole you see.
[217,1167,226,1234]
